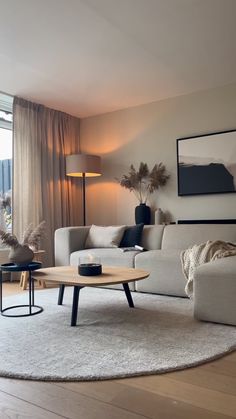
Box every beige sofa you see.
[55,224,236,326]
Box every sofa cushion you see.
[120,223,144,247]
[140,225,165,250]
[85,225,126,248]
[135,249,187,297]
[162,224,236,250]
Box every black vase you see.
[135,203,151,225]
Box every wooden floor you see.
[1,282,236,419]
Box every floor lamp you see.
[66,154,101,226]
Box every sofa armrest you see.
[55,226,90,266]
[193,255,236,325]
[194,254,236,279]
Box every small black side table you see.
[0,262,43,317]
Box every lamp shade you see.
[66,154,101,177]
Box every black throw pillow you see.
[119,223,144,247]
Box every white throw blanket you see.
[181,240,236,298]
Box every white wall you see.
[80,82,236,225]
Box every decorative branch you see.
[24,221,46,251]
[116,162,170,204]
[0,229,19,248]
[22,223,33,244]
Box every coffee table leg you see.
[123,283,134,308]
[58,284,65,305]
[71,286,82,327]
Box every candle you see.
[78,263,102,276]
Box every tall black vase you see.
[135,203,151,225]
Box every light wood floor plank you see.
[199,358,236,377]
[0,389,64,419]
[56,381,234,419]
[55,381,126,404]
[0,378,147,419]
[166,366,236,395]
[2,281,23,296]
[118,375,236,417]
[223,351,236,363]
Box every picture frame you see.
[177,129,236,196]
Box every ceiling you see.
[1,0,236,118]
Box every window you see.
[0,101,13,233]
[0,110,13,125]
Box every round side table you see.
[0,262,43,317]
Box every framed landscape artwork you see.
[177,129,236,196]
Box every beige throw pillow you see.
[85,225,126,248]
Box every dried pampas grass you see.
[0,229,19,248]
[23,221,46,251]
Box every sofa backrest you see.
[141,225,165,250]
[161,224,236,250]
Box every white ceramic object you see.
[155,208,163,224]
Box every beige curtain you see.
[13,97,81,266]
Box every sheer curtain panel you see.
[13,97,81,266]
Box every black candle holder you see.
[78,263,102,276]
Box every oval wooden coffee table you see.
[33,266,149,326]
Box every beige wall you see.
[80,83,236,225]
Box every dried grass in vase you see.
[117,162,170,204]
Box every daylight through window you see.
[0,110,12,233]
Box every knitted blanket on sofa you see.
[181,240,236,298]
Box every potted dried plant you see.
[0,221,46,265]
[117,162,169,224]
[0,230,34,265]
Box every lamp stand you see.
[82,173,86,226]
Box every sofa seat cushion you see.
[135,249,187,297]
[70,248,140,290]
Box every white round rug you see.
[0,287,235,381]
